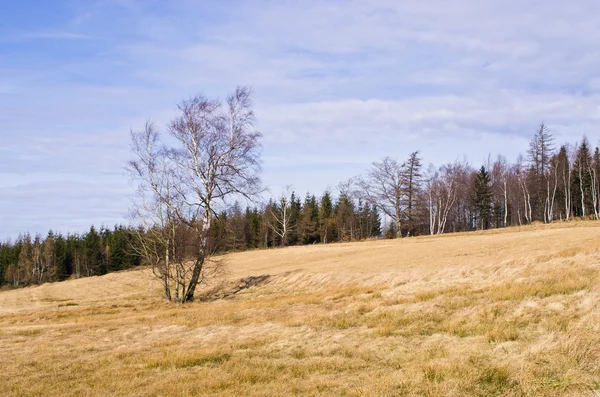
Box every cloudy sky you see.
[2,0,600,238]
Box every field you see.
[1,222,600,396]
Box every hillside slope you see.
[1,222,599,396]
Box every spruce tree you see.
[404,151,423,236]
[369,205,382,237]
[471,166,493,230]
[54,234,70,281]
[84,226,106,276]
[572,138,593,217]
[319,191,336,243]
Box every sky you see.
[2,0,600,239]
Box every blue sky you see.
[2,0,600,238]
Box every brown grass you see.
[1,221,600,396]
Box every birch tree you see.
[426,162,462,235]
[268,187,294,246]
[491,156,509,227]
[590,147,600,219]
[129,87,262,303]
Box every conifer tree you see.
[319,191,337,243]
[572,138,593,217]
[369,205,382,237]
[54,234,70,281]
[335,192,356,241]
[404,151,423,236]
[300,194,320,244]
[471,166,493,230]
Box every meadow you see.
[1,222,599,396]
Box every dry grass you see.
[1,221,600,396]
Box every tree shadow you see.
[198,274,271,301]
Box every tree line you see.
[0,190,381,289]
[0,225,140,288]
[2,96,598,294]
[210,190,382,251]
[359,123,600,236]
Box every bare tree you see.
[129,121,186,301]
[491,156,509,227]
[515,155,532,224]
[546,155,559,222]
[590,147,600,219]
[528,123,555,177]
[426,160,470,234]
[129,87,262,303]
[268,186,294,246]
[359,157,405,237]
[527,123,556,223]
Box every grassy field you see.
[1,221,600,396]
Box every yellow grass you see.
[1,221,600,396]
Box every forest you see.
[1,123,599,289]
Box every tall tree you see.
[572,138,593,217]
[555,145,572,221]
[319,191,337,243]
[360,157,405,237]
[403,151,422,236]
[527,123,555,222]
[471,166,493,230]
[300,194,320,244]
[590,147,600,219]
[129,86,262,303]
[268,188,294,247]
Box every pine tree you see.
[300,194,320,244]
[319,191,337,243]
[404,151,423,236]
[572,138,593,217]
[54,234,71,281]
[244,207,261,249]
[83,226,106,276]
[369,205,382,237]
[335,192,356,241]
[471,166,493,230]
[288,192,302,245]
[41,230,56,282]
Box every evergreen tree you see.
[335,192,356,241]
[83,226,106,276]
[403,150,423,236]
[54,234,71,281]
[226,202,246,251]
[319,191,337,243]
[300,194,320,244]
[244,207,262,249]
[369,204,382,237]
[41,230,56,283]
[288,192,302,245]
[471,166,493,230]
[572,138,593,217]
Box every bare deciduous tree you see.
[359,157,405,237]
[426,160,468,235]
[267,186,294,246]
[129,86,262,303]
